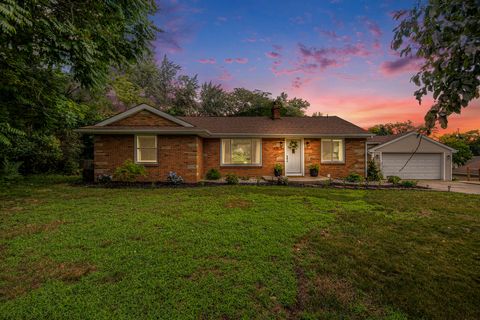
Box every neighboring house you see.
[367,132,456,181]
[453,156,480,178]
[77,104,372,182]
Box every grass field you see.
[0,176,479,319]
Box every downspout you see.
[364,141,368,177]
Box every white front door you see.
[285,139,303,176]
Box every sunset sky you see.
[152,0,479,133]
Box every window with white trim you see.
[321,139,344,162]
[221,139,261,165]
[136,135,157,163]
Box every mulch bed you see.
[74,180,429,190]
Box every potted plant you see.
[274,163,283,177]
[309,164,319,177]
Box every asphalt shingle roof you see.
[178,116,369,135]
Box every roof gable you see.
[95,104,194,127]
[368,132,456,152]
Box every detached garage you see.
[368,132,456,181]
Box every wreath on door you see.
[288,140,299,153]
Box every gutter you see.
[75,128,373,139]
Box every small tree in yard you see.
[440,136,473,166]
[367,159,383,181]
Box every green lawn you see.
[0,176,479,319]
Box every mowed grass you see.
[0,176,479,319]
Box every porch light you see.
[279,141,284,148]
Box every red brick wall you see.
[202,138,285,178]
[94,135,202,183]
[94,135,366,182]
[107,110,181,127]
[304,138,366,178]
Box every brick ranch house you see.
[77,104,373,183]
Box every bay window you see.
[321,139,344,163]
[136,135,157,163]
[221,139,262,165]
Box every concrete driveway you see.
[417,180,480,195]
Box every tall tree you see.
[0,0,158,173]
[199,82,233,116]
[392,0,480,132]
[368,121,417,136]
[439,135,473,166]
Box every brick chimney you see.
[271,102,281,120]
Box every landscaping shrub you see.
[387,176,401,185]
[399,180,418,188]
[276,176,289,185]
[113,160,146,182]
[345,172,363,183]
[225,173,239,185]
[0,160,23,182]
[309,164,319,177]
[274,163,283,177]
[97,174,112,184]
[367,159,383,181]
[167,171,183,185]
[206,168,221,180]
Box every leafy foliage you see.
[0,0,158,175]
[392,1,480,131]
[387,176,401,185]
[440,135,473,166]
[0,159,22,182]
[440,130,480,156]
[166,171,184,185]
[113,160,147,182]
[274,163,283,177]
[206,168,221,180]
[368,120,416,136]
[367,159,383,181]
[399,180,418,188]
[276,176,289,185]
[345,172,363,183]
[225,173,239,185]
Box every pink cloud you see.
[364,19,382,37]
[316,29,350,42]
[235,58,248,64]
[218,68,232,81]
[291,76,313,89]
[198,58,216,64]
[224,57,249,64]
[265,51,281,59]
[380,56,422,76]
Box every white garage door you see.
[382,153,442,179]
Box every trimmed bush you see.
[399,180,417,188]
[367,159,383,181]
[345,172,363,183]
[206,168,221,180]
[0,160,23,182]
[113,159,146,182]
[97,174,112,184]
[167,171,183,185]
[225,173,239,185]
[387,176,401,185]
[276,176,289,185]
